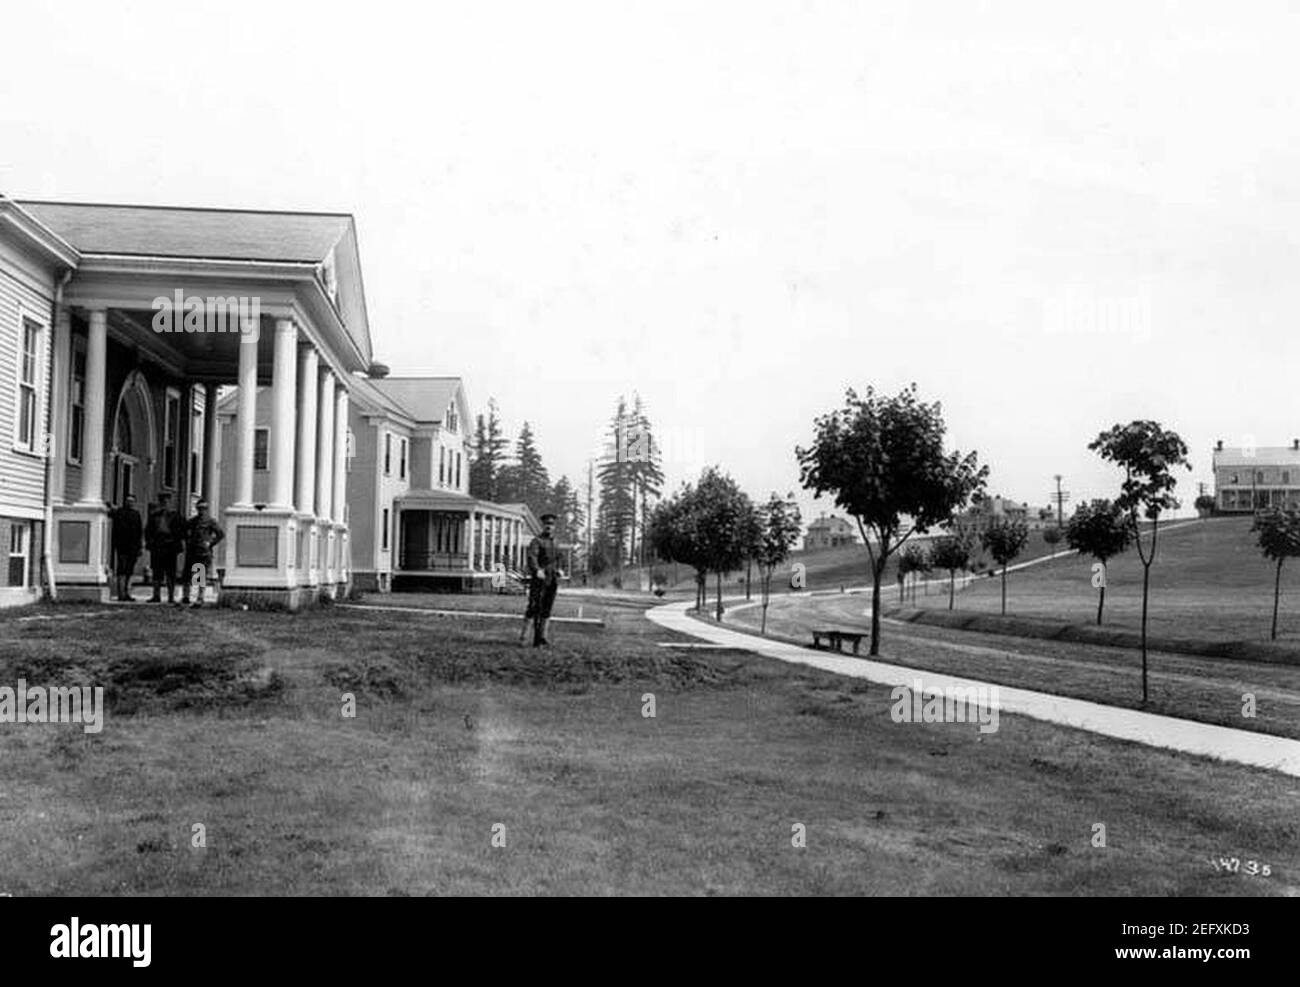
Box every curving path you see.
[646,598,1300,778]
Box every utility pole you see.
[1051,475,1070,527]
[585,458,594,585]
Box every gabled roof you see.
[1214,447,1300,468]
[16,197,373,367]
[15,199,350,263]
[365,377,463,425]
[0,195,81,268]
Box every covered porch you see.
[394,491,536,591]
[29,201,373,609]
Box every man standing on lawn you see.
[181,498,225,608]
[109,494,143,602]
[145,491,183,604]
[522,512,561,647]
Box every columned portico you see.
[51,308,111,596]
[296,345,319,588]
[29,197,369,608]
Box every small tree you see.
[647,485,707,611]
[1089,421,1191,703]
[797,384,987,655]
[1251,508,1300,640]
[1065,499,1133,625]
[754,493,803,634]
[1042,526,1062,554]
[898,543,928,603]
[930,535,971,610]
[1194,493,1216,518]
[692,468,755,620]
[980,517,1030,615]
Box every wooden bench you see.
[811,629,865,655]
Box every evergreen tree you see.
[514,421,551,515]
[626,393,665,572]
[597,396,637,579]
[468,399,508,501]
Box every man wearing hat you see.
[522,512,561,646]
[181,498,225,608]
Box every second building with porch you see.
[347,372,539,592]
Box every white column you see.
[295,345,318,513]
[234,318,259,507]
[465,513,475,571]
[269,319,297,509]
[80,309,108,504]
[50,309,71,504]
[316,370,336,520]
[202,384,219,504]
[332,386,348,523]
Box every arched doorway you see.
[109,371,156,509]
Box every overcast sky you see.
[3,1,1297,524]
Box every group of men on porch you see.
[109,494,225,607]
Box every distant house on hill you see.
[803,513,857,550]
[1212,439,1300,513]
[956,495,1055,530]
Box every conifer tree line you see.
[591,394,664,582]
[468,398,583,545]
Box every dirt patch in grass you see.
[0,612,285,716]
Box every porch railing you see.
[398,550,471,572]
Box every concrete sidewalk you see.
[647,599,1300,778]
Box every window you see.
[399,438,407,480]
[1256,470,1265,484]
[1285,471,1291,485]
[455,451,462,489]
[163,389,181,487]
[68,339,85,464]
[15,319,40,450]
[446,402,458,433]
[254,428,269,471]
[439,447,445,485]
[384,433,392,475]
[381,508,390,551]
[9,522,29,587]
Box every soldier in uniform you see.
[109,494,144,602]
[145,491,183,604]
[521,513,560,647]
[181,499,225,608]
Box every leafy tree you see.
[980,517,1030,615]
[1042,526,1062,553]
[930,535,971,610]
[647,483,707,610]
[1089,420,1191,702]
[753,493,802,634]
[796,384,987,654]
[1251,508,1300,640]
[691,468,756,620]
[1065,499,1133,625]
[897,543,922,603]
[1194,493,1216,517]
[899,542,931,602]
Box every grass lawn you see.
[956,517,1300,644]
[0,592,1296,895]
[724,593,1300,740]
